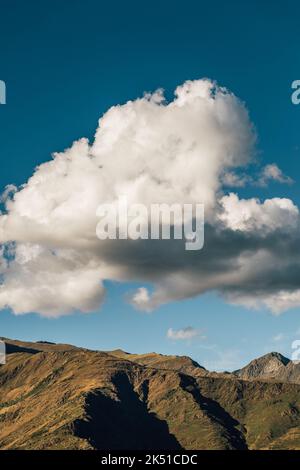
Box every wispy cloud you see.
[222,163,293,189]
[258,163,293,187]
[167,327,204,341]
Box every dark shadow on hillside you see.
[5,343,39,355]
[74,372,182,450]
[180,375,248,450]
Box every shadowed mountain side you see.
[74,372,181,450]
[179,374,247,449]
[4,343,40,355]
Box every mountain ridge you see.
[1,338,300,450]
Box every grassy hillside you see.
[0,339,299,450]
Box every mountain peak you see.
[234,351,290,381]
[262,352,290,365]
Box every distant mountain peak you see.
[262,352,290,364]
[234,351,291,381]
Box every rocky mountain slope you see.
[234,352,300,384]
[0,338,300,450]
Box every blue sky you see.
[0,0,300,370]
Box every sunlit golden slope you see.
[0,338,300,450]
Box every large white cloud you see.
[0,78,298,316]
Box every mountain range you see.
[0,337,300,450]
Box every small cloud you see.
[222,164,293,190]
[258,164,293,186]
[167,326,204,341]
[130,287,152,312]
[222,171,250,188]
